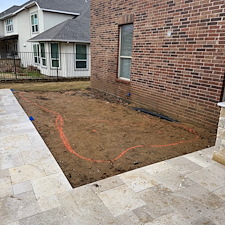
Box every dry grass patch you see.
[0,81,90,92]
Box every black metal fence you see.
[0,52,90,81]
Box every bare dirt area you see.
[15,89,215,188]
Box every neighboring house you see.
[90,0,225,129]
[0,0,90,78]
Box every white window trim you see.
[118,24,133,81]
[40,43,47,68]
[50,43,60,69]
[31,13,39,33]
[33,43,40,65]
[6,18,13,33]
[74,44,89,71]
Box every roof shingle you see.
[28,1,90,43]
[0,0,88,19]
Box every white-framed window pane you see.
[51,43,59,59]
[120,58,131,79]
[76,61,87,68]
[40,43,45,57]
[6,18,13,32]
[33,44,40,64]
[52,60,59,68]
[31,16,34,24]
[51,43,60,68]
[75,44,87,69]
[34,14,38,23]
[42,59,46,65]
[76,45,87,60]
[120,24,133,56]
[119,24,133,79]
[40,43,46,66]
[31,13,38,33]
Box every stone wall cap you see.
[218,102,225,107]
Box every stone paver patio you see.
[1,89,225,225]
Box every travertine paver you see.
[91,175,125,193]
[146,166,195,191]
[58,187,116,225]
[12,181,33,195]
[18,208,71,225]
[0,146,24,170]
[32,173,71,198]
[9,164,47,185]
[0,191,41,224]
[138,185,174,219]
[145,212,188,225]
[1,89,225,225]
[0,176,13,198]
[166,156,202,175]
[183,149,213,167]
[214,186,225,200]
[119,168,159,192]
[97,184,146,216]
[186,167,225,192]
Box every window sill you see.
[115,78,130,84]
[75,68,89,71]
[51,67,61,70]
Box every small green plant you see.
[17,66,43,78]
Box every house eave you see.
[0,1,80,20]
[28,38,90,43]
[0,1,38,20]
[41,8,80,16]
[0,13,14,20]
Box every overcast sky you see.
[0,0,27,13]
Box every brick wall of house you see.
[91,0,225,130]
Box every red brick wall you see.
[91,0,225,130]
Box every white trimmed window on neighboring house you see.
[118,23,133,80]
[31,13,39,33]
[33,43,40,64]
[40,43,46,67]
[6,18,13,33]
[50,43,60,68]
[75,44,88,70]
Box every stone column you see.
[213,102,225,166]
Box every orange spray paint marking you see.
[18,92,200,163]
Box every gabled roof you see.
[0,0,88,20]
[28,2,90,43]
[0,5,21,19]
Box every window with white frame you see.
[33,44,40,64]
[50,43,60,68]
[118,24,133,80]
[31,13,39,33]
[6,18,13,33]
[40,43,46,67]
[75,44,88,69]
